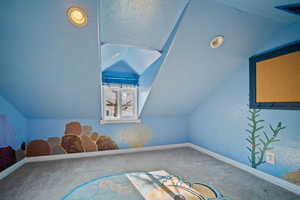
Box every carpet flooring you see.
[0,147,299,200]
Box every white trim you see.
[101,85,139,123]
[187,143,300,196]
[0,159,26,180]
[100,119,141,124]
[25,143,189,163]
[1,142,300,196]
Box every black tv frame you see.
[249,41,300,110]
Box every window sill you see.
[100,119,141,124]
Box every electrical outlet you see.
[265,152,275,165]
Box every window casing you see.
[101,84,138,122]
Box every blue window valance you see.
[102,60,139,85]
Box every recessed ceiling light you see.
[67,7,88,27]
[210,35,224,48]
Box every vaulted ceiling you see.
[101,44,161,75]
[0,0,99,118]
[100,0,189,50]
[214,0,300,23]
[0,0,298,118]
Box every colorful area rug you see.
[62,170,229,200]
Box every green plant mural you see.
[246,107,285,169]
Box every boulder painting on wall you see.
[25,121,119,157]
[24,122,156,157]
[0,146,16,172]
[283,169,300,186]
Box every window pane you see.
[103,86,119,119]
[120,89,135,118]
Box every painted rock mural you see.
[26,140,52,157]
[64,122,81,136]
[0,146,16,172]
[48,137,65,155]
[283,169,300,186]
[97,136,119,151]
[61,135,84,153]
[26,122,119,157]
[81,134,97,152]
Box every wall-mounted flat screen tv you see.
[249,41,300,110]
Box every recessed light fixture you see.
[67,7,88,27]
[210,35,224,48]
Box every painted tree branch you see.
[246,107,285,169]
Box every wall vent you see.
[275,4,300,16]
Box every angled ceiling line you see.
[97,0,103,123]
[101,42,162,53]
[139,0,191,116]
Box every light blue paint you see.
[28,116,188,149]
[100,0,189,50]
[101,1,189,117]
[213,0,300,23]
[101,44,161,75]
[138,1,190,116]
[143,0,283,116]
[0,95,27,149]
[0,0,288,118]
[101,44,163,115]
[0,0,100,118]
[138,60,161,116]
[188,22,300,178]
[0,0,298,182]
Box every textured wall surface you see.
[189,22,300,184]
[28,116,188,149]
[0,96,27,149]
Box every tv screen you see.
[249,41,300,110]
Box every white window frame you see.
[100,84,140,124]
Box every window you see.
[101,84,139,123]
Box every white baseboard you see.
[1,143,187,180]
[1,142,300,196]
[25,143,189,163]
[0,159,26,180]
[187,143,300,196]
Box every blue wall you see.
[0,95,27,149]
[189,22,300,178]
[0,0,100,118]
[28,116,188,149]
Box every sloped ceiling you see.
[142,0,284,116]
[101,44,161,75]
[0,0,100,118]
[0,0,296,118]
[214,0,300,23]
[100,0,189,50]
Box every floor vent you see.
[275,4,300,16]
